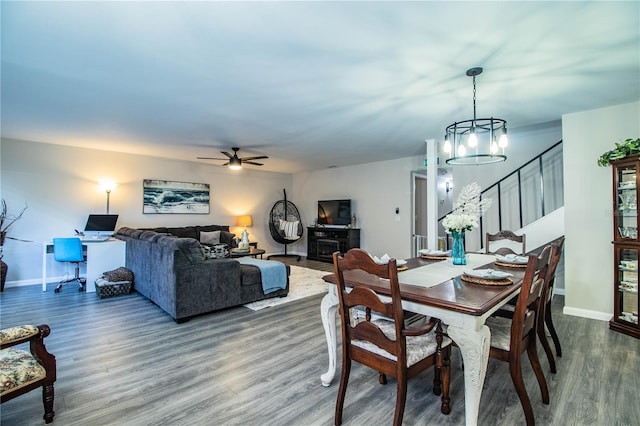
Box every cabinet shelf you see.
[611,156,640,338]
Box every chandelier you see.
[443,67,508,165]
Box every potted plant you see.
[1,199,28,291]
[597,138,640,166]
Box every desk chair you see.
[53,238,86,293]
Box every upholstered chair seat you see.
[353,319,452,367]
[0,324,56,424]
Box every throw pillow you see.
[200,230,221,245]
[219,231,237,247]
[279,219,300,240]
[102,267,134,283]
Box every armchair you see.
[0,324,56,423]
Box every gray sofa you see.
[114,225,289,323]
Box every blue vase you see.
[451,231,466,265]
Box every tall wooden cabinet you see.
[611,156,640,338]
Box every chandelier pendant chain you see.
[472,74,477,123]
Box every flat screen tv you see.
[317,199,351,226]
[83,214,119,236]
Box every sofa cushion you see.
[240,265,262,287]
[139,230,166,242]
[167,226,198,240]
[197,225,230,233]
[200,230,221,245]
[116,227,144,238]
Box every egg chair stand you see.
[267,189,303,261]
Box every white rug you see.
[243,265,330,311]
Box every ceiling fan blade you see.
[197,157,230,160]
[240,155,269,161]
[220,151,234,159]
[221,161,230,166]
[243,161,264,166]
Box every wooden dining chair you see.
[537,237,565,373]
[0,324,57,424]
[485,230,526,255]
[333,249,452,426]
[484,246,551,426]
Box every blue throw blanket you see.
[236,257,287,294]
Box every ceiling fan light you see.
[229,157,242,170]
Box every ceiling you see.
[1,1,639,174]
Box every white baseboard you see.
[563,306,612,322]
[4,276,65,289]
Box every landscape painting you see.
[143,180,210,214]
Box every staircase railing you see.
[438,140,564,251]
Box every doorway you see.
[411,171,428,257]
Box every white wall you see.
[562,101,640,321]
[1,138,291,285]
[293,156,425,260]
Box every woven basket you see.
[95,278,132,298]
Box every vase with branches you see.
[1,199,28,291]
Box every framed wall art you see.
[143,179,210,214]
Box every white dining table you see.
[320,253,525,426]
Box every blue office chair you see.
[53,238,86,292]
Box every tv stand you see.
[307,227,360,263]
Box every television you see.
[317,199,351,226]
[83,214,119,236]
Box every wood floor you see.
[1,257,639,426]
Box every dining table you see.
[320,252,528,426]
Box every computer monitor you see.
[83,214,119,236]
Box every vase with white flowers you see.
[442,182,492,265]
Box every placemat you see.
[494,260,527,268]
[420,254,449,260]
[460,274,513,286]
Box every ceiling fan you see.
[197,147,268,170]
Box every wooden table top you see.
[322,256,528,316]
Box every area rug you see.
[243,265,330,311]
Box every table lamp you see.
[236,215,252,249]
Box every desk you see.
[320,253,525,426]
[42,239,126,293]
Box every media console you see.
[307,227,360,263]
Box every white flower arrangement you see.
[442,182,492,233]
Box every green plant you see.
[597,138,640,166]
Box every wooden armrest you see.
[403,317,438,337]
[0,324,50,349]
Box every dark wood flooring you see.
[1,257,638,425]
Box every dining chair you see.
[333,248,452,426]
[485,230,526,255]
[0,324,56,424]
[484,246,551,426]
[537,237,565,373]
